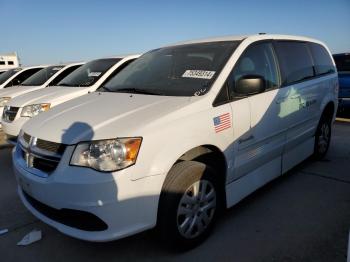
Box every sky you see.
[1,0,349,66]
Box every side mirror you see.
[5,79,20,88]
[234,75,266,96]
[12,79,21,86]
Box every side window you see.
[274,41,314,85]
[5,68,42,88]
[47,65,82,86]
[229,42,279,98]
[309,43,335,76]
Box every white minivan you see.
[13,34,338,249]
[0,66,45,90]
[2,56,139,142]
[0,63,82,129]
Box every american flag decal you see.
[213,113,231,133]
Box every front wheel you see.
[157,161,221,250]
[314,114,332,159]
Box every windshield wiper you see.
[112,88,164,96]
[57,83,72,87]
[98,86,113,92]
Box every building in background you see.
[0,52,20,71]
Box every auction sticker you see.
[88,72,102,77]
[182,70,215,79]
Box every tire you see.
[314,113,332,159]
[157,161,221,250]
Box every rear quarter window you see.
[309,43,335,76]
[274,41,314,85]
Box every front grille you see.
[22,190,108,231]
[19,135,67,174]
[19,146,61,174]
[3,107,20,122]
[23,132,31,144]
[33,157,60,173]
[36,139,66,155]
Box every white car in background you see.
[0,63,83,129]
[13,34,338,248]
[2,55,139,142]
[0,66,45,90]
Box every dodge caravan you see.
[2,56,139,142]
[13,34,338,249]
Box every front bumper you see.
[12,145,165,242]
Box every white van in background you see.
[2,55,139,142]
[0,63,83,129]
[13,34,337,249]
[0,66,45,90]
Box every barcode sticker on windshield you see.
[88,72,102,77]
[182,70,215,79]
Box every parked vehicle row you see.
[1,55,139,142]
[1,34,339,249]
[0,63,81,124]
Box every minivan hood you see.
[0,85,43,99]
[22,92,192,144]
[6,86,91,107]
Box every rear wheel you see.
[157,161,220,249]
[314,113,332,159]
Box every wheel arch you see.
[321,101,335,120]
[161,144,228,202]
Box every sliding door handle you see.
[239,135,254,144]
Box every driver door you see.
[229,42,288,182]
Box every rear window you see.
[309,43,335,76]
[333,54,350,72]
[274,41,314,85]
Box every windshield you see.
[21,66,64,86]
[334,54,350,72]
[101,41,239,96]
[57,58,121,87]
[0,68,21,85]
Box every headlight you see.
[21,103,51,118]
[70,138,142,172]
[0,97,11,107]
